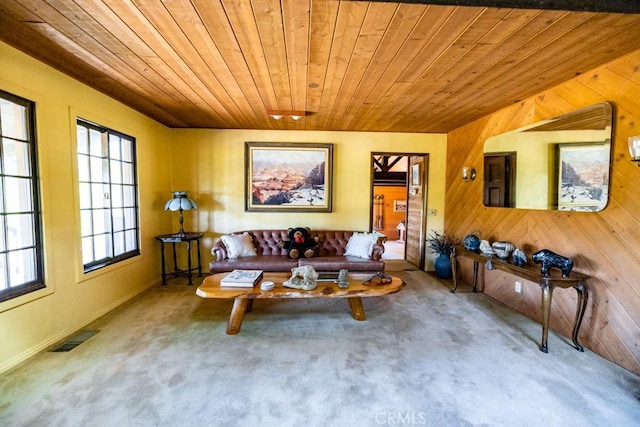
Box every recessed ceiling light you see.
[266,110,306,120]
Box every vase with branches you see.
[426,230,460,279]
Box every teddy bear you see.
[278,227,320,259]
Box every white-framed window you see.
[0,90,45,302]
[76,119,140,273]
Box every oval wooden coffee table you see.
[196,272,405,334]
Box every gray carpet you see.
[1,270,639,427]
[383,259,419,271]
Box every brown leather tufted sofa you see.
[209,230,385,273]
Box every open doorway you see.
[371,153,428,268]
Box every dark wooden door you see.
[484,153,516,207]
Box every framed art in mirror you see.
[483,102,612,211]
[245,142,333,212]
[557,143,609,212]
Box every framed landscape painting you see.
[245,142,333,212]
[557,143,610,212]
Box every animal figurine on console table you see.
[479,240,495,256]
[532,249,573,277]
[512,248,528,267]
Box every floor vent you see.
[50,330,99,352]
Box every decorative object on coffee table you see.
[338,269,349,288]
[532,249,574,277]
[283,265,319,290]
[363,271,392,285]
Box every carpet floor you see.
[1,270,638,427]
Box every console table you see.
[156,232,204,285]
[450,246,589,353]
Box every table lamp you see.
[164,191,198,237]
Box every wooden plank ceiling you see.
[1,0,640,132]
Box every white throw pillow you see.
[220,232,257,259]
[344,232,378,259]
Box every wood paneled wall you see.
[446,49,640,375]
[372,186,407,241]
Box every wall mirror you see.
[483,102,613,212]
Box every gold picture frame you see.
[245,142,333,212]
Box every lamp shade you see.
[164,191,198,211]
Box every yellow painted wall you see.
[170,129,447,267]
[0,42,173,372]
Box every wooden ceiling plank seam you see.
[352,6,513,131]
[341,4,428,129]
[78,1,228,125]
[282,0,310,118]
[347,5,463,131]
[163,0,260,128]
[387,10,594,130]
[352,7,479,128]
[381,8,555,131]
[397,6,487,83]
[314,0,369,130]
[69,0,208,118]
[409,8,543,103]
[330,2,400,129]
[466,13,636,94]
[11,17,187,126]
[429,27,639,132]
[251,0,292,111]
[103,0,233,126]
[220,0,279,117]
[440,13,640,122]
[192,0,271,127]
[164,1,256,127]
[135,0,243,127]
[338,3,427,129]
[305,0,340,129]
[385,8,551,130]
[455,12,620,96]
[424,9,574,102]
[380,9,574,127]
[411,8,519,94]
[0,7,187,127]
[10,0,200,125]
[146,0,244,126]
[15,0,178,104]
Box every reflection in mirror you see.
[483,102,613,212]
